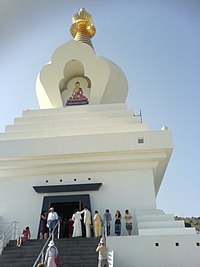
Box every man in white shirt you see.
[81,208,92,238]
[47,207,58,236]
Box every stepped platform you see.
[0,237,99,267]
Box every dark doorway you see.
[51,201,82,238]
[51,201,80,221]
[38,194,91,238]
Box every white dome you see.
[36,40,128,109]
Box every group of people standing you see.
[17,207,133,267]
[71,208,92,238]
[65,208,133,238]
[103,209,133,236]
[39,207,93,239]
[67,208,134,238]
[39,207,134,240]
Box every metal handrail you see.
[0,221,18,239]
[33,219,60,267]
[0,221,19,254]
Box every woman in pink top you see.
[16,226,31,247]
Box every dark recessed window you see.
[46,180,48,183]
[74,179,77,181]
[88,178,91,180]
[138,138,144,144]
[175,243,179,246]
[196,242,200,246]
[60,179,62,182]
[155,243,159,247]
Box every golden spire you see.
[70,8,96,49]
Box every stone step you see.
[0,263,97,267]
[0,264,97,267]
[0,254,97,263]
[0,238,99,267]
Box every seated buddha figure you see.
[66,81,89,106]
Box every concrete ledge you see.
[33,182,102,193]
[138,220,185,229]
[107,234,200,267]
[139,227,196,235]
[137,214,175,222]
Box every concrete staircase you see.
[0,238,99,267]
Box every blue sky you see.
[0,0,200,217]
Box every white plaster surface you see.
[36,41,128,108]
[0,103,174,238]
[0,32,199,267]
[107,235,200,267]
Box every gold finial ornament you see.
[70,8,96,49]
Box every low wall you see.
[107,234,200,267]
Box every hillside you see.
[175,216,200,233]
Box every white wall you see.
[107,235,200,267]
[36,40,128,108]
[0,168,156,238]
[0,103,173,238]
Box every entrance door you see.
[39,194,91,238]
[51,201,81,221]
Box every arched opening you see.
[59,60,91,106]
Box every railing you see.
[32,219,60,267]
[108,250,114,267]
[0,221,19,254]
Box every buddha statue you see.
[66,81,89,106]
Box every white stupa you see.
[0,8,199,266]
